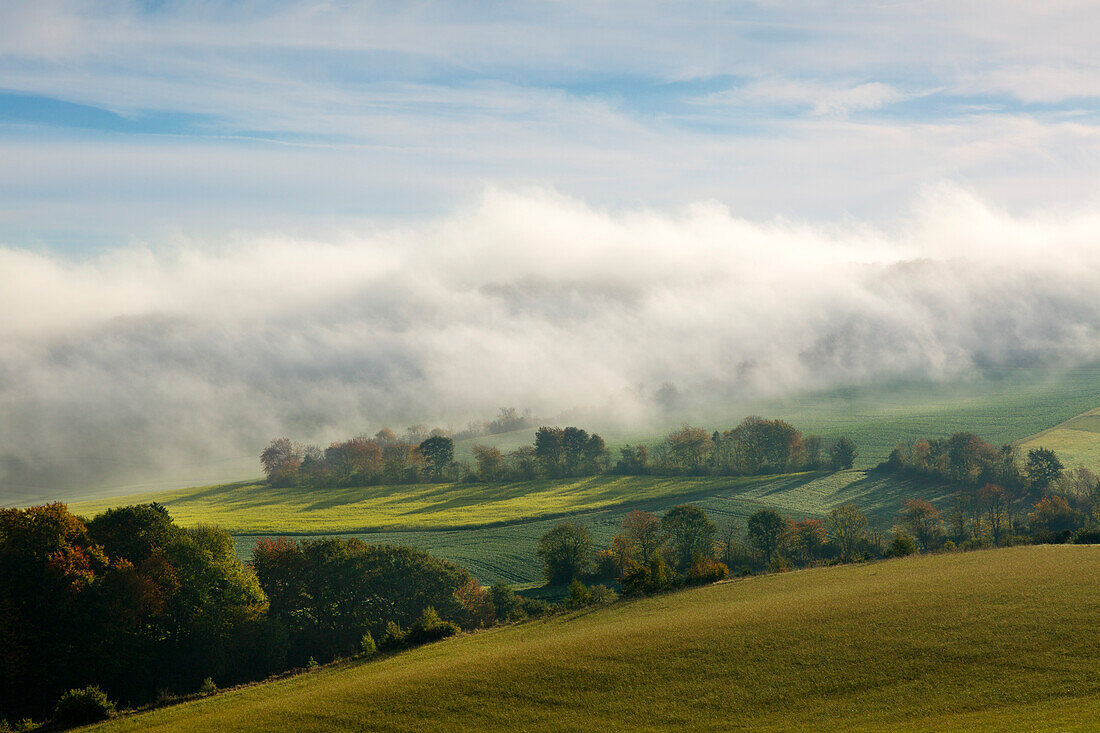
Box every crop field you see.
[87,546,1100,732]
[71,469,949,585]
[227,470,948,585]
[66,368,1097,584]
[456,367,1100,469]
[1018,406,1100,472]
[73,474,807,535]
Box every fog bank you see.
[3,185,1100,501]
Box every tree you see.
[615,445,649,474]
[417,436,454,480]
[829,437,857,470]
[253,538,472,664]
[506,446,540,480]
[535,427,566,478]
[664,425,713,474]
[899,498,944,550]
[1028,495,1080,536]
[260,438,301,486]
[581,434,609,474]
[561,427,590,476]
[536,523,593,585]
[1026,448,1064,494]
[826,503,868,560]
[747,509,789,562]
[472,444,504,482]
[621,510,664,563]
[660,504,715,569]
[804,435,824,469]
[977,484,1009,545]
[945,432,997,484]
[790,518,826,563]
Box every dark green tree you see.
[829,436,857,470]
[536,522,593,585]
[660,504,716,569]
[417,436,454,480]
[1025,447,1064,494]
[535,427,566,478]
[747,508,788,561]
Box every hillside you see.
[86,546,1100,732]
[454,367,1100,468]
[69,470,939,536]
[70,470,951,584]
[1018,406,1100,472]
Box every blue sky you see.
[3,1,1100,252]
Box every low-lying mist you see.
[3,184,1100,502]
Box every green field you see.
[85,546,1100,732]
[226,470,950,584]
[66,367,1100,584]
[70,470,943,537]
[1019,406,1100,472]
[456,367,1100,469]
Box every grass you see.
[72,474,826,535]
[456,367,1100,469]
[66,366,1099,583]
[85,545,1100,732]
[226,470,951,585]
[1018,406,1100,471]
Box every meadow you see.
[1019,406,1100,472]
[85,545,1100,732]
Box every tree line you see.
[534,473,1100,601]
[0,504,545,728]
[260,416,857,487]
[879,432,1099,544]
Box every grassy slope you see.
[71,470,942,537]
[87,546,1100,733]
[1018,406,1100,472]
[455,367,1100,469]
[227,470,950,584]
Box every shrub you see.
[519,596,549,617]
[621,556,676,596]
[360,632,377,657]
[52,686,116,726]
[961,537,988,551]
[382,621,406,649]
[567,579,594,608]
[686,558,729,585]
[306,657,318,670]
[941,540,957,552]
[1073,527,1100,544]
[589,584,618,604]
[766,555,791,573]
[199,677,217,695]
[404,606,460,646]
[593,549,620,581]
[887,531,917,557]
[488,581,522,621]
[0,720,35,733]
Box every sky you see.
[3,1,1100,499]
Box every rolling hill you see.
[1018,406,1100,472]
[85,545,1100,732]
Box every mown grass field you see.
[1019,406,1100,472]
[85,546,1100,732]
